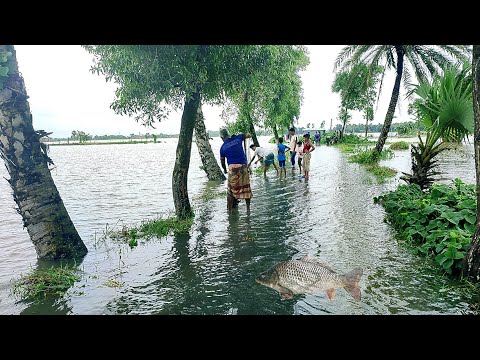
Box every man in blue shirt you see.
[219,128,252,212]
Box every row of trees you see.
[331,121,426,135]
[332,44,480,278]
[2,44,480,281]
[0,45,308,261]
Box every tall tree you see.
[85,45,272,218]
[335,45,471,160]
[466,45,480,281]
[225,46,309,146]
[0,45,87,260]
[194,103,225,180]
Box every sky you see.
[14,45,413,138]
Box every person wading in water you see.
[219,128,252,212]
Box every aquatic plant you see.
[389,141,410,150]
[11,263,81,301]
[375,179,476,275]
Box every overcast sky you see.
[14,45,412,138]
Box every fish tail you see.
[343,268,363,301]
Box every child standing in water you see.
[277,137,290,180]
[302,133,315,180]
[297,139,304,176]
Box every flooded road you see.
[0,136,476,314]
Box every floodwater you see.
[0,136,476,314]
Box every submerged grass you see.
[336,146,397,182]
[389,141,410,150]
[193,190,226,201]
[112,215,194,248]
[11,263,81,301]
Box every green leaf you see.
[440,211,463,225]
[464,222,476,234]
[464,214,476,225]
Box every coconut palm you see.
[400,65,473,189]
[334,45,471,160]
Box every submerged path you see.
[0,139,476,314]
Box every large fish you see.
[255,255,363,301]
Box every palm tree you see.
[465,45,480,281]
[335,45,471,160]
[0,45,87,260]
[401,65,473,189]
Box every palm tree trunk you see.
[341,108,348,141]
[465,44,480,280]
[0,45,87,260]
[272,124,279,142]
[365,112,370,138]
[194,104,225,181]
[172,91,200,219]
[373,46,404,160]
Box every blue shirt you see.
[277,143,287,161]
[220,134,247,165]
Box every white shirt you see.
[297,144,304,158]
[289,135,298,151]
[254,147,273,158]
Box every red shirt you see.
[303,141,313,153]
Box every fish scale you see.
[255,256,363,302]
[276,260,343,294]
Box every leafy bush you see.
[389,141,410,150]
[341,134,373,144]
[374,179,476,275]
[350,148,394,164]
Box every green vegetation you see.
[401,65,473,189]
[332,63,383,138]
[113,216,194,248]
[11,263,81,301]
[389,141,410,150]
[349,148,394,164]
[335,45,470,159]
[375,179,476,275]
[193,190,227,202]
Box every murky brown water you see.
[0,136,476,314]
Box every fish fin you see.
[299,256,335,271]
[278,285,294,300]
[280,292,294,300]
[343,268,363,301]
[326,288,335,302]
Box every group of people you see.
[219,127,315,212]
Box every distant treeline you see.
[207,129,273,137]
[47,133,181,142]
[333,121,425,134]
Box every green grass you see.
[389,141,410,150]
[11,263,81,301]
[193,190,226,201]
[349,148,394,164]
[365,164,397,182]
[113,215,194,248]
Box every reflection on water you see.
[0,137,476,314]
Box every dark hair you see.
[278,137,283,143]
[289,127,295,132]
[297,140,303,145]
[303,133,310,139]
[249,144,256,150]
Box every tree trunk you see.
[0,45,87,260]
[272,124,279,142]
[194,104,225,181]
[465,44,480,280]
[373,46,404,160]
[172,91,200,219]
[341,108,347,141]
[365,113,370,138]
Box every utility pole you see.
[330,118,333,131]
